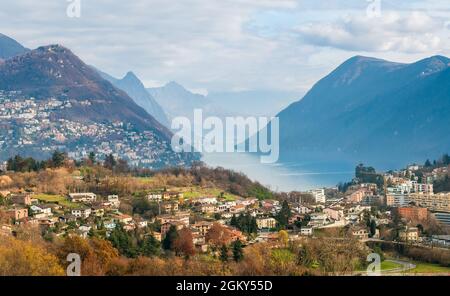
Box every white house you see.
[309,189,326,203]
[69,193,97,203]
[300,227,313,236]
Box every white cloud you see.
[0,1,449,93]
[296,11,445,53]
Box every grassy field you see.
[381,260,402,271]
[34,194,80,209]
[406,262,450,274]
[177,187,239,201]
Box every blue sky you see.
[0,0,449,94]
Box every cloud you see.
[296,11,444,53]
[0,1,449,93]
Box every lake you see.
[202,152,355,192]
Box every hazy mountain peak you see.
[165,81,186,91]
[123,71,139,81]
[0,33,29,59]
[97,69,170,127]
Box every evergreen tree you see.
[219,244,229,263]
[232,239,244,262]
[88,152,96,164]
[140,235,161,257]
[162,225,179,251]
[51,150,66,167]
[276,200,292,229]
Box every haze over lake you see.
[202,152,354,192]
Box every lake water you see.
[202,152,355,192]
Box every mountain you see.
[148,82,298,122]
[98,70,170,127]
[148,81,215,121]
[0,33,29,60]
[0,44,198,168]
[268,55,450,169]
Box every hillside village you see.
[0,90,193,168]
[1,152,449,265]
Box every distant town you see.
[0,90,191,168]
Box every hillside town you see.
[1,153,449,260]
[0,90,192,168]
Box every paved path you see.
[382,259,416,274]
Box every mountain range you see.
[0,33,29,60]
[271,55,450,169]
[98,70,170,127]
[0,36,198,168]
[148,82,300,122]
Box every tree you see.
[162,225,179,251]
[173,228,195,257]
[424,159,432,168]
[104,153,117,170]
[51,150,66,167]
[108,224,137,258]
[278,230,289,247]
[219,245,229,263]
[369,220,377,238]
[0,236,64,275]
[206,223,233,247]
[232,239,244,262]
[88,152,96,164]
[276,200,292,229]
[140,235,161,257]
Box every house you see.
[300,227,313,236]
[256,217,277,229]
[107,195,120,208]
[162,191,183,200]
[351,227,369,240]
[7,207,28,221]
[30,205,53,218]
[230,204,246,214]
[199,204,216,214]
[196,197,218,205]
[147,193,162,202]
[135,218,148,228]
[288,214,303,225]
[296,205,313,214]
[69,193,97,203]
[123,224,136,232]
[323,207,344,221]
[161,221,185,237]
[157,212,190,227]
[71,207,92,219]
[309,189,326,203]
[91,205,105,217]
[348,189,373,204]
[78,226,92,238]
[192,221,213,236]
[112,213,133,224]
[162,201,179,213]
[399,226,419,242]
[10,194,32,206]
[431,235,450,247]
